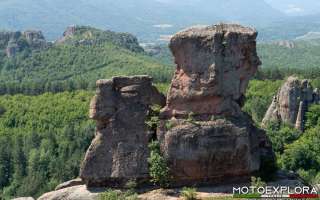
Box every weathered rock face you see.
[262,76,319,131]
[161,24,261,118]
[80,76,165,187]
[55,178,84,191]
[157,115,272,185]
[0,30,47,57]
[158,24,273,185]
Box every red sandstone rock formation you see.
[80,76,165,187]
[262,76,319,131]
[161,24,261,119]
[158,24,273,185]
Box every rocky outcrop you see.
[262,76,319,131]
[12,198,34,200]
[0,30,47,57]
[38,171,307,200]
[56,25,144,52]
[161,24,261,118]
[37,185,102,200]
[22,30,47,49]
[80,76,165,187]
[55,178,84,191]
[157,115,272,185]
[38,23,277,199]
[158,24,274,185]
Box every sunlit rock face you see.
[161,24,261,119]
[158,24,274,185]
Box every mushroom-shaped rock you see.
[157,24,274,185]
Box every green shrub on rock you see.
[181,187,197,200]
[251,177,267,188]
[99,189,139,200]
[148,141,170,188]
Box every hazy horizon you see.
[1,0,320,41]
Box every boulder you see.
[55,178,84,191]
[12,198,34,200]
[262,76,319,131]
[157,115,272,185]
[80,76,165,187]
[158,24,274,185]
[161,24,261,118]
[37,185,102,200]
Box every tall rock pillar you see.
[80,76,165,187]
[158,24,274,185]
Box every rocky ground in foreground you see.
[31,170,305,200]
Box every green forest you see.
[1,27,320,199]
[0,27,172,95]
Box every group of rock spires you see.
[0,30,47,57]
[262,76,320,131]
[0,25,144,58]
[37,23,277,199]
[78,23,274,188]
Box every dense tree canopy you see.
[0,91,94,199]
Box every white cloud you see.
[153,24,173,28]
[284,4,304,14]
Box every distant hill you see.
[259,39,320,69]
[0,26,172,95]
[265,0,320,16]
[258,14,320,41]
[295,32,320,41]
[0,0,286,42]
[145,38,320,70]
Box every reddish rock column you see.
[161,24,261,119]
